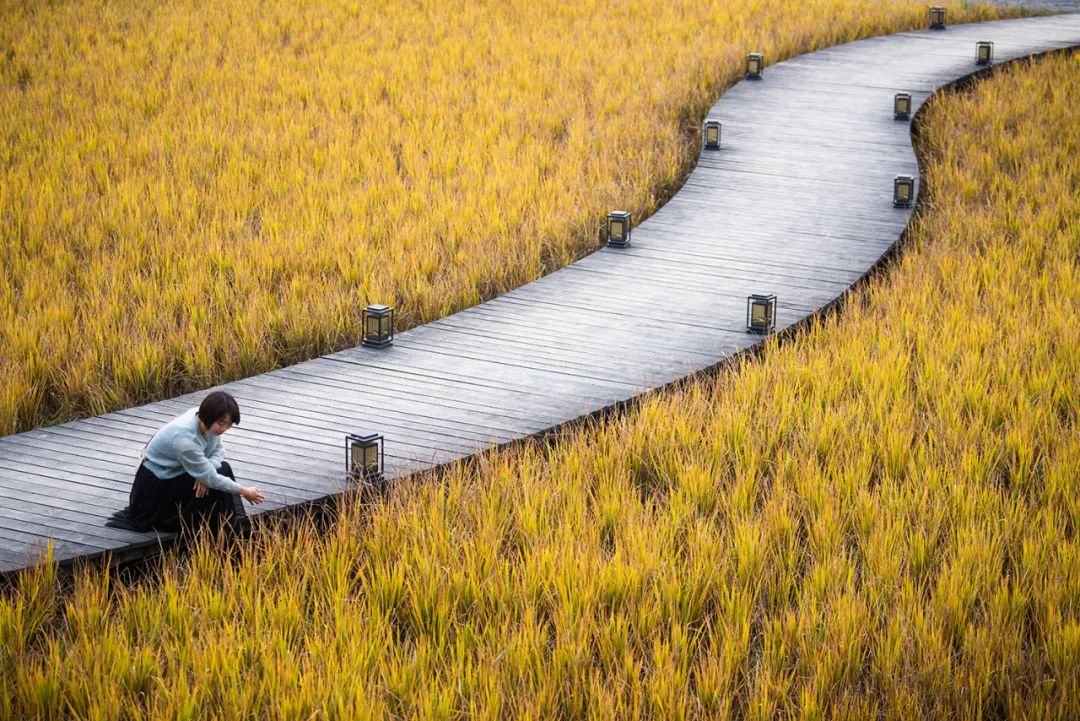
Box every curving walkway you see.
[2,15,1079,574]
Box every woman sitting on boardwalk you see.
[108,391,265,534]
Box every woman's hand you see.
[193,481,209,498]
[239,486,265,504]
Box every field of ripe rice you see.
[0,0,1016,435]
[3,49,1078,721]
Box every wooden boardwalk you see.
[2,15,1079,574]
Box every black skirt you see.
[106,460,248,535]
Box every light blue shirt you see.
[141,408,242,494]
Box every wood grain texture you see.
[3,15,1079,574]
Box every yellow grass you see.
[0,0,1016,435]
[3,48,1079,720]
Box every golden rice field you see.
[0,0,1017,435]
[3,49,1079,720]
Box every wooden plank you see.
[315,348,613,399]
[563,250,864,290]
[315,356,624,409]
[638,221,893,265]
[287,357,616,422]
[420,307,733,363]
[489,288,826,333]
[260,360,580,425]
[0,504,151,545]
[0,523,103,557]
[0,545,48,572]
[235,372,552,436]
[327,343,643,398]
[0,482,128,519]
[416,318,745,375]
[558,260,854,299]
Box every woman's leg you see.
[110,463,249,536]
[188,461,249,534]
[117,463,192,533]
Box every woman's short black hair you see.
[198,391,240,427]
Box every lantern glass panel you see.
[751,303,768,326]
[350,437,381,476]
[610,220,624,239]
[897,184,910,201]
[350,442,365,476]
[895,95,910,116]
[706,126,719,144]
[365,315,381,337]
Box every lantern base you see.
[606,238,631,249]
[362,337,393,348]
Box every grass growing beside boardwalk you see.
[3,51,1078,720]
[0,0,1018,435]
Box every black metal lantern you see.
[346,433,384,484]
[894,92,912,120]
[362,304,394,347]
[746,294,776,334]
[929,6,946,30]
[607,210,632,248]
[893,175,915,208]
[746,53,764,79]
[976,41,994,65]
[703,120,721,150]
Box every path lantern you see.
[704,120,722,150]
[347,433,384,484]
[894,92,912,120]
[746,294,776,334]
[607,210,632,248]
[362,304,394,347]
[746,53,764,79]
[893,175,915,208]
[976,41,994,65]
[929,6,946,30]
